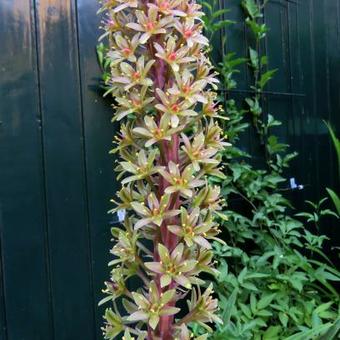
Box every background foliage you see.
[192,0,340,339]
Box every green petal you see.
[131,202,149,216]
[132,292,149,309]
[160,289,175,305]
[158,243,170,263]
[149,315,160,330]
[160,274,172,288]
[160,306,180,316]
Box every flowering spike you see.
[99,0,228,338]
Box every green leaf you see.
[326,188,340,216]
[249,47,259,69]
[284,323,332,340]
[241,0,261,19]
[257,293,276,310]
[263,326,281,340]
[258,69,277,89]
[221,288,238,322]
[324,121,340,179]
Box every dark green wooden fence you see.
[0,0,339,339]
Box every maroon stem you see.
[148,35,180,339]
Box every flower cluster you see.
[99,0,227,338]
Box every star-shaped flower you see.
[113,0,138,13]
[178,2,205,20]
[205,120,231,149]
[168,207,220,249]
[112,56,155,91]
[131,192,180,230]
[193,185,223,211]
[155,89,197,128]
[120,149,159,184]
[109,218,139,266]
[114,86,154,121]
[186,284,222,331]
[158,161,205,198]
[109,184,144,213]
[145,243,198,288]
[181,132,219,171]
[126,7,173,43]
[108,33,141,65]
[127,281,180,330]
[174,20,209,47]
[148,0,186,17]
[110,122,135,153]
[133,114,184,147]
[168,69,208,104]
[154,37,195,72]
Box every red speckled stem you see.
[149,35,179,340]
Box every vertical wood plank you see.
[324,0,339,190]
[34,0,95,338]
[74,0,116,338]
[265,1,291,148]
[294,0,318,201]
[0,210,7,339]
[0,0,52,339]
[287,0,307,208]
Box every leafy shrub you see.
[193,0,340,339]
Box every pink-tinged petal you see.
[113,3,129,13]
[178,57,196,64]
[126,23,144,32]
[194,236,212,249]
[133,127,153,137]
[155,88,168,104]
[140,32,151,44]
[172,10,186,17]
[172,243,184,260]
[120,62,135,75]
[127,311,148,322]
[181,188,193,198]
[134,218,151,230]
[145,138,158,147]
[164,209,181,218]
[155,104,167,112]
[175,275,191,289]
[165,186,178,194]
[111,77,130,84]
[167,225,182,235]
[153,42,165,54]
[168,161,179,176]
[171,114,179,128]
[145,262,163,274]
[158,169,173,183]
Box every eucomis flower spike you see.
[98,1,227,338]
